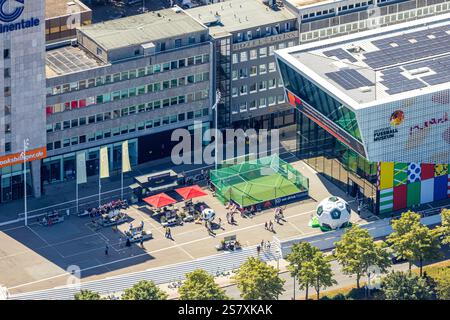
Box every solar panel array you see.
[380,52,450,93]
[323,48,357,63]
[47,47,103,75]
[364,25,450,69]
[317,23,450,96]
[325,69,374,90]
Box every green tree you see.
[441,208,450,245]
[286,242,320,299]
[334,225,391,288]
[74,289,102,300]
[381,271,434,300]
[121,280,168,300]
[387,211,442,276]
[300,251,337,300]
[233,257,285,300]
[179,269,228,300]
[430,266,450,300]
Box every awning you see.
[143,193,177,208]
[175,185,207,200]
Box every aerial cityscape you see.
[0,0,449,306]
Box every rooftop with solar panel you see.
[278,14,450,107]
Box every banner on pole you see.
[100,147,109,179]
[122,141,131,173]
[76,152,87,184]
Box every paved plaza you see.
[0,159,375,295]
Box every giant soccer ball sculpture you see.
[316,196,351,230]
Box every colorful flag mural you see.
[434,164,448,177]
[378,161,449,214]
[421,163,435,180]
[379,162,394,190]
[394,163,408,186]
[406,181,421,207]
[379,188,394,214]
[407,162,421,183]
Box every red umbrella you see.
[175,185,207,200]
[143,193,177,208]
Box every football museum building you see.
[276,15,450,214]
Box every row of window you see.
[231,41,296,64]
[301,0,375,20]
[46,72,210,114]
[47,54,210,96]
[232,62,277,80]
[46,90,209,133]
[232,78,283,97]
[232,95,286,114]
[46,108,209,151]
[300,3,449,43]
[234,22,292,43]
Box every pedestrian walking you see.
[256,245,261,256]
[118,237,122,248]
[105,244,109,255]
[265,221,268,230]
[269,220,273,232]
[261,240,265,250]
[140,239,144,249]
[266,241,271,251]
[357,203,361,216]
[125,238,131,247]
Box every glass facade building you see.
[277,60,378,212]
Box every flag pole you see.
[76,182,79,214]
[121,170,124,200]
[98,175,101,207]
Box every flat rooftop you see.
[45,0,90,19]
[277,14,450,108]
[78,7,206,51]
[187,0,295,38]
[285,0,338,9]
[46,45,106,77]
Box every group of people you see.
[87,199,128,218]
[165,227,173,240]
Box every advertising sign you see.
[0,147,47,169]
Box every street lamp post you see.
[23,138,30,227]
[211,90,221,171]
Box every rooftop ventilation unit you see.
[141,42,155,56]
[409,67,430,76]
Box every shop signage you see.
[232,31,298,50]
[0,0,40,34]
[0,147,47,169]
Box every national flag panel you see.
[420,178,434,204]
[433,175,448,201]
[406,181,421,207]
[421,163,434,180]
[394,163,408,186]
[393,185,407,211]
[379,188,394,214]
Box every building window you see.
[3,49,10,59]
[240,51,247,62]
[259,47,267,58]
[5,142,11,152]
[250,66,257,76]
[232,53,238,64]
[175,38,182,48]
[4,86,11,97]
[4,68,10,78]
[250,49,257,60]
[259,64,267,74]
